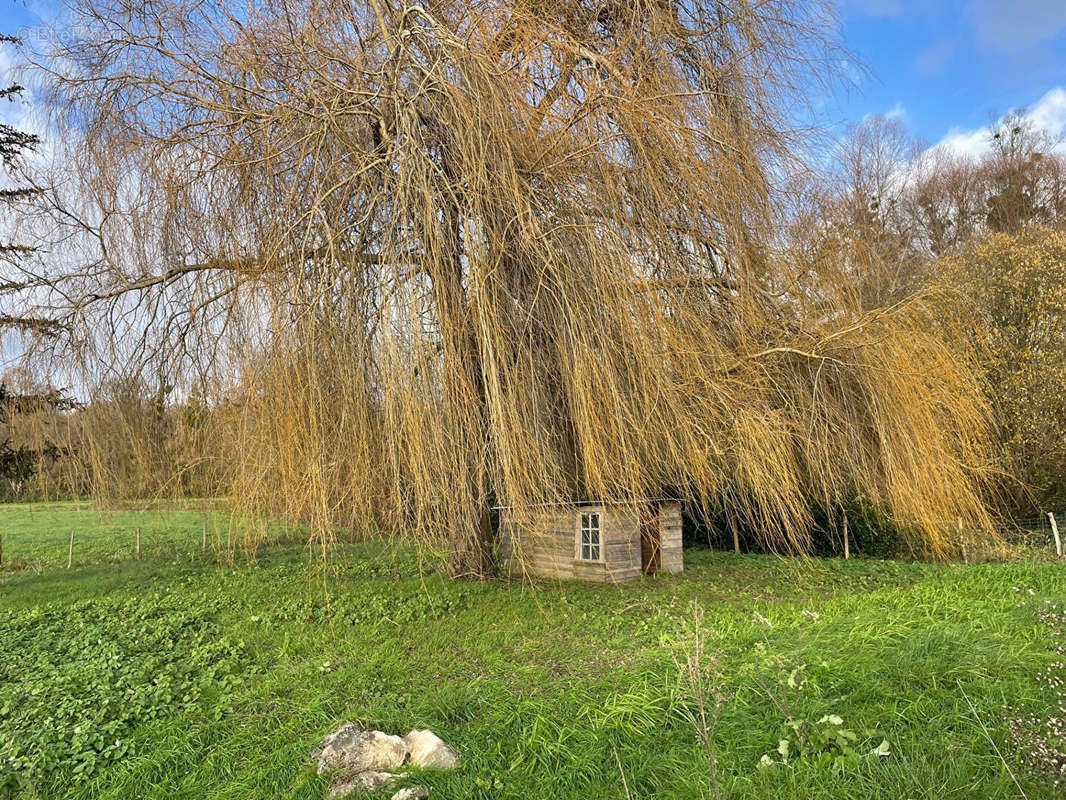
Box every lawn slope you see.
[1,510,1064,799]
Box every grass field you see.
[0,502,300,571]
[1,505,1065,799]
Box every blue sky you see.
[2,0,1065,153]
[2,2,45,45]
[832,0,1066,151]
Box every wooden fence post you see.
[843,512,850,560]
[1048,512,1062,559]
[136,527,141,561]
[68,530,74,569]
[957,518,968,563]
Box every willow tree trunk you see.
[432,199,497,577]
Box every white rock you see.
[403,729,459,769]
[316,724,408,775]
[327,769,397,798]
[391,789,430,800]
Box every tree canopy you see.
[3,0,997,571]
[947,227,1066,510]
[800,110,1066,515]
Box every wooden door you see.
[640,507,661,574]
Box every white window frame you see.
[577,510,603,562]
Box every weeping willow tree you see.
[8,0,995,573]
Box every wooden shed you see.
[497,499,683,583]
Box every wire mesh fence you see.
[0,506,311,572]
[994,514,1062,552]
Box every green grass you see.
[1,506,1064,799]
[0,502,299,571]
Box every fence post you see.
[68,530,75,569]
[136,527,141,561]
[957,518,968,563]
[1048,512,1062,559]
[843,512,850,560]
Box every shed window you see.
[579,512,601,561]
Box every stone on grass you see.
[327,770,396,798]
[391,788,430,800]
[316,724,407,775]
[403,729,459,769]
[313,722,457,799]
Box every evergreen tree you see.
[0,34,75,497]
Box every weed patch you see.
[0,590,254,796]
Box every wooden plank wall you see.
[659,500,683,573]
[499,506,643,582]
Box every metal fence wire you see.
[989,514,1059,549]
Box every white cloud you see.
[915,38,957,76]
[934,127,994,161]
[885,103,907,122]
[0,36,63,175]
[973,0,1066,51]
[0,41,23,119]
[838,58,863,87]
[0,40,42,141]
[1028,87,1066,138]
[931,87,1066,161]
[858,103,907,127]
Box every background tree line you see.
[794,112,1066,513]
[2,31,223,504]
[0,372,227,502]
